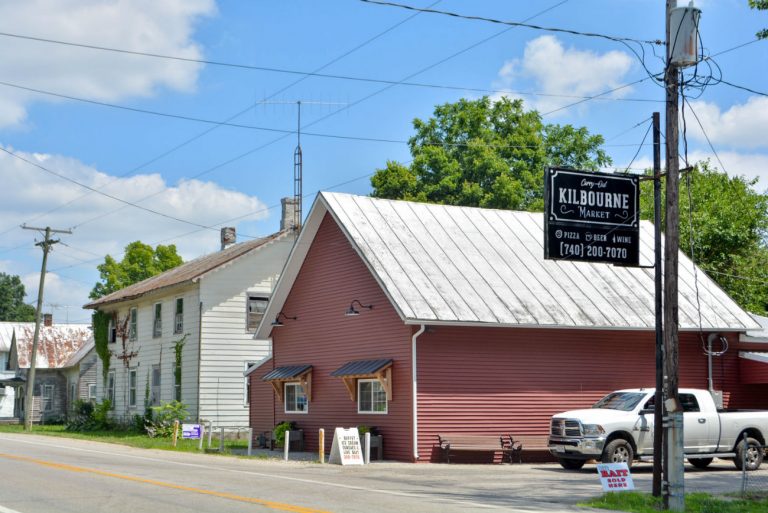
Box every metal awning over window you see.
[331,358,393,401]
[0,376,25,386]
[262,364,312,402]
[739,352,768,384]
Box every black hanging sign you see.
[544,167,640,266]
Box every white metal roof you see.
[256,192,758,338]
[740,314,768,344]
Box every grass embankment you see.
[583,491,768,513]
[0,424,251,455]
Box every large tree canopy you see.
[90,241,183,300]
[641,161,768,315]
[371,97,611,211]
[0,272,36,321]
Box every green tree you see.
[90,241,183,299]
[0,272,36,321]
[640,161,768,314]
[371,97,611,211]
[749,0,768,39]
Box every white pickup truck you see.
[548,388,768,471]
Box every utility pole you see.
[664,1,685,510]
[21,225,71,431]
[652,111,664,498]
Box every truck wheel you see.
[558,458,586,470]
[688,458,713,469]
[734,437,763,471]
[602,439,634,467]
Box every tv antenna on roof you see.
[256,99,347,233]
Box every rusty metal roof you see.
[258,193,759,336]
[85,230,292,309]
[0,322,92,369]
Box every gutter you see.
[411,324,426,462]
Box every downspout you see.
[197,300,203,422]
[411,324,426,462]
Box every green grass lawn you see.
[0,424,253,455]
[583,491,768,513]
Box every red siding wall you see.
[248,358,276,442]
[252,214,414,461]
[417,327,768,462]
[740,356,768,384]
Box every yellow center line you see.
[0,452,331,513]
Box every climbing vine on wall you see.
[92,310,112,383]
[173,334,187,402]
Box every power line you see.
[717,78,768,97]
[0,31,663,103]
[0,146,222,232]
[29,0,572,238]
[3,2,440,239]
[682,97,728,173]
[541,76,656,116]
[49,169,378,274]
[358,0,663,45]
[622,120,653,173]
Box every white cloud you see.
[0,0,216,128]
[0,145,271,308]
[493,35,634,115]
[685,97,768,150]
[610,151,768,189]
[685,150,768,188]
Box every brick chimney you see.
[281,197,299,231]
[220,227,236,251]
[43,313,53,327]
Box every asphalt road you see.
[0,434,752,513]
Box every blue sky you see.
[0,0,765,323]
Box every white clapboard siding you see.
[95,286,201,421]
[198,239,291,427]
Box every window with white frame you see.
[247,295,269,332]
[129,307,138,341]
[42,384,54,412]
[174,298,184,334]
[358,379,388,414]
[88,383,96,401]
[153,303,162,338]
[284,383,308,413]
[129,369,137,407]
[244,361,257,406]
[107,371,115,407]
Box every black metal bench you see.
[437,433,520,463]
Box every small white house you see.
[85,206,296,427]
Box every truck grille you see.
[550,419,582,437]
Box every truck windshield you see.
[592,392,647,411]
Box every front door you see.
[681,393,718,453]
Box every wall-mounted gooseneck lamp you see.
[271,311,298,327]
[345,300,374,317]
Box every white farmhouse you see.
[85,203,296,427]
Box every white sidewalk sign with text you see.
[328,427,364,465]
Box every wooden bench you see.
[437,433,520,463]
[508,435,551,463]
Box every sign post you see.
[544,167,640,266]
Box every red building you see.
[247,192,768,462]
